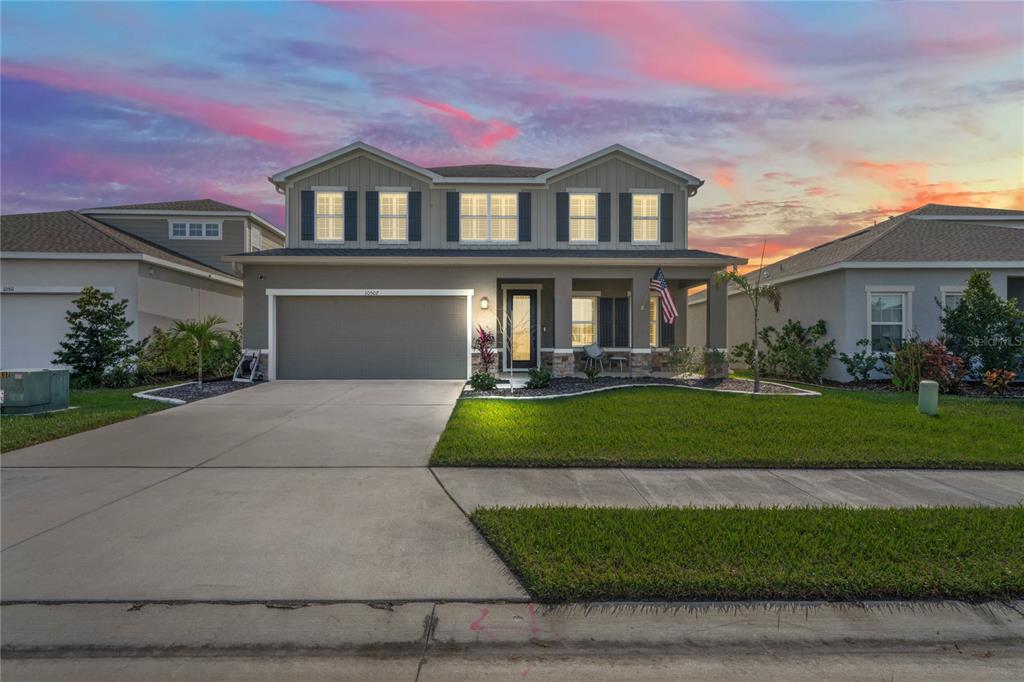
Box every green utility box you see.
[1,369,70,415]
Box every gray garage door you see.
[276,296,467,379]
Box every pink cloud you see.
[2,61,302,149]
[713,165,736,191]
[410,98,518,149]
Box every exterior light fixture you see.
[480,296,489,310]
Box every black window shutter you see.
[409,191,422,241]
[446,192,460,241]
[365,191,379,241]
[660,193,674,243]
[658,298,675,347]
[301,190,315,241]
[614,298,630,347]
[555,192,569,242]
[598,298,614,347]
[598,192,611,242]
[618,192,632,242]
[344,191,357,242]
[518,191,532,242]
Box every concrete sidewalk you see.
[434,467,1024,509]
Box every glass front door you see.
[505,289,538,369]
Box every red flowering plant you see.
[920,339,966,394]
[474,325,496,374]
[983,369,1016,394]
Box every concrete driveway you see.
[1,381,526,602]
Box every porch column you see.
[706,276,728,350]
[552,273,574,377]
[673,284,688,347]
[630,273,652,376]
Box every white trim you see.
[458,192,519,243]
[551,348,576,354]
[226,254,744,267]
[1,285,116,295]
[687,260,1023,305]
[82,208,284,237]
[0,251,241,287]
[940,285,966,308]
[167,218,223,241]
[566,187,601,193]
[502,287,542,371]
[132,382,194,406]
[376,186,411,191]
[271,141,443,185]
[266,288,474,381]
[310,185,347,191]
[865,286,914,350]
[629,188,667,194]
[630,347,653,354]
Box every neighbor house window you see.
[569,193,597,242]
[460,193,517,242]
[572,296,597,346]
[869,292,907,352]
[170,221,221,240]
[632,194,659,243]
[942,288,965,310]
[650,295,659,347]
[315,191,344,241]
[250,227,262,251]
[379,191,409,242]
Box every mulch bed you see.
[821,379,1024,399]
[141,379,257,403]
[465,376,810,398]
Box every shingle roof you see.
[83,198,250,212]
[0,210,238,279]
[427,164,552,178]
[229,247,738,260]
[739,204,1024,285]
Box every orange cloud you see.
[410,98,518,149]
[713,165,736,191]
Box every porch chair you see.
[583,344,604,373]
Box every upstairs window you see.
[379,191,409,242]
[632,194,659,243]
[315,191,344,241]
[170,221,221,240]
[460,193,517,242]
[569,193,597,242]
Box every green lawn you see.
[431,386,1024,468]
[1,385,173,453]
[472,506,1024,602]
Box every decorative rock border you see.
[133,382,191,405]
[133,380,255,405]
[463,377,820,400]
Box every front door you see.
[505,289,538,369]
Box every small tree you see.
[940,271,1024,376]
[714,242,781,393]
[53,286,140,386]
[169,315,232,387]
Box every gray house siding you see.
[91,214,245,273]
[284,151,689,251]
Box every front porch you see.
[477,270,729,378]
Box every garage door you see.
[1,293,78,369]
[275,295,468,379]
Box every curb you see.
[132,382,194,406]
[463,381,821,400]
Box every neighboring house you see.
[224,141,745,380]
[81,199,284,275]
[0,201,279,369]
[687,204,1024,381]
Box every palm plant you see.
[714,242,781,393]
[170,315,231,387]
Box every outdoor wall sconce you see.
[480,296,489,310]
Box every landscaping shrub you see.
[138,323,241,383]
[473,326,496,374]
[920,339,967,394]
[983,369,1017,394]
[732,319,835,384]
[53,286,141,387]
[881,336,924,392]
[525,367,552,389]
[838,339,880,383]
[469,371,498,391]
[940,271,1024,376]
[584,365,602,384]
[667,345,704,375]
[702,347,729,379]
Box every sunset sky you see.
[2,1,1021,264]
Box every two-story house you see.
[224,142,744,380]
[0,199,283,369]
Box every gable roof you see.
[269,141,704,191]
[81,198,284,236]
[689,204,1024,302]
[0,210,241,283]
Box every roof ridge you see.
[844,212,915,261]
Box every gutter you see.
[3,251,243,287]
[222,254,746,267]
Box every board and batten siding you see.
[89,215,245,274]
[285,151,689,250]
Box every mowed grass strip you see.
[1,386,173,452]
[472,506,1024,602]
[432,387,1024,468]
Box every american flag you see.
[649,267,678,324]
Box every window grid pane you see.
[188,223,203,236]
[650,296,659,347]
[315,191,345,241]
[569,194,596,219]
[205,223,219,237]
[572,297,596,346]
[491,194,517,218]
[461,217,488,241]
[172,223,186,236]
[870,294,904,323]
[316,217,343,240]
[570,218,596,242]
[491,218,517,241]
